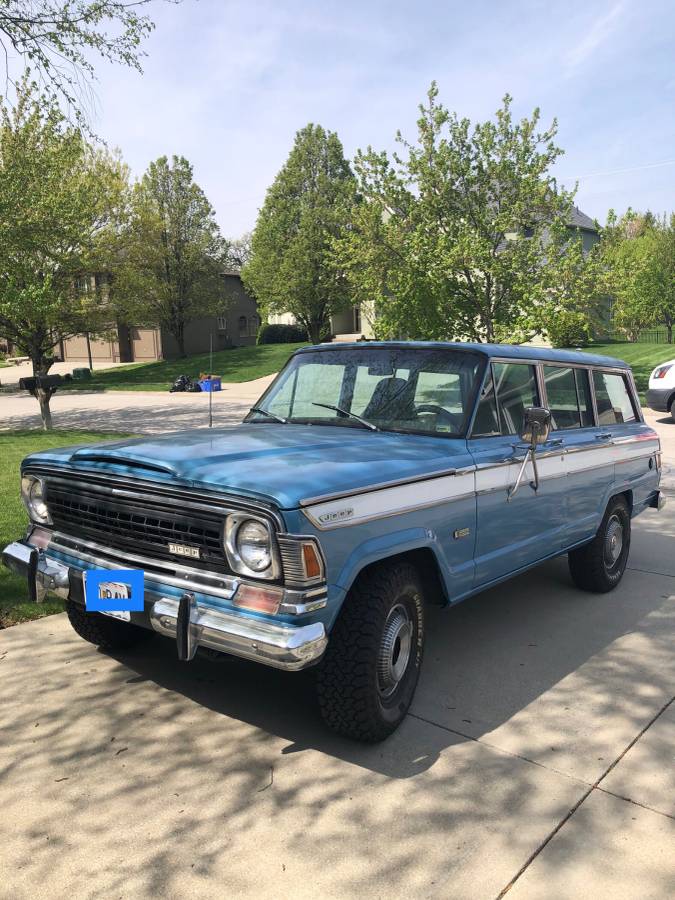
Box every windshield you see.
[248,346,485,437]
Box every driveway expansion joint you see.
[494,693,675,898]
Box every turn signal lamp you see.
[302,542,323,580]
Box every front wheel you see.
[568,496,631,593]
[316,562,425,742]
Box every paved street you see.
[0,377,276,433]
[0,410,674,898]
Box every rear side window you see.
[544,366,595,429]
[593,371,637,425]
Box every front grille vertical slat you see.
[46,484,227,571]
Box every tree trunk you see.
[37,387,53,431]
[31,351,55,430]
[668,323,673,345]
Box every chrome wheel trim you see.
[377,603,413,699]
[604,515,624,567]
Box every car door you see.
[469,360,567,588]
[541,364,606,547]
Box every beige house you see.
[59,272,260,363]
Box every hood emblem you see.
[318,507,354,524]
[168,542,201,559]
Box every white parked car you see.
[647,360,675,419]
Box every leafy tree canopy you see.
[0,1,169,131]
[335,84,600,343]
[243,123,356,343]
[601,210,675,343]
[113,154,226,357]
[0,78,127,427]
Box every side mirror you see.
[520,407,551,446]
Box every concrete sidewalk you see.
[0,412,673,897]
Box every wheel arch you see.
[333,530,450,612]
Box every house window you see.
[238,316,248,337]
[248,315,259,337]
[217,316,228,333]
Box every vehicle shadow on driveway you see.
[106,536,675,781]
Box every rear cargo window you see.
[593,371,637,425]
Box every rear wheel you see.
[568,496,631,593]
[316,561,425,742]
[66,601,153,651]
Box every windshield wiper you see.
[249,406,288,424]
[311,402,379,431]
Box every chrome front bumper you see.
[2,539,328,671]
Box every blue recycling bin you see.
[199,376,222,392]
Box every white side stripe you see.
[303,473,474,529]
[302,438,660,529]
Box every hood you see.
[24,424,471,509]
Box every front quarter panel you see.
[282,473,477,631]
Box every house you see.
[59,271,260,363]
[271,206,601,342]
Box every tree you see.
[0,1,165,131]
[602,211,675,343]
[243,124,356,343]
[0,80,127,428]
[113,155,226,356]
[335,85,595,343]
[224,232,252,271]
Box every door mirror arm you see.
[508,407,552,501]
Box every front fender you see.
[326,526,451,626]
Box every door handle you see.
[595,432,612,441]
[544,438,564,447]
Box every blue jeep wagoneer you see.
[3,342,665,740]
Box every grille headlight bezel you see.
[224,513,280,580]
[21,474,52,525]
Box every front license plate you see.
[101,609,131,622]
[98,581,131,621]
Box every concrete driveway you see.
[0,416,674,898]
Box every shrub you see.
[257,323,309,344]
[546,310,591,348]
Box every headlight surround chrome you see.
[21,474,52,524]
[224,513,279,580]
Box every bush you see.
[257,323,309,344]
[546,311,591,348]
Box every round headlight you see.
[235,519,272,572]
[21,475,51,524]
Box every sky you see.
[83,0,675,239]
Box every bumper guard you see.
[2,540,328,671]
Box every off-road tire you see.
[316,562,425,742]
[66,600,153,651]
[568,496,631,593]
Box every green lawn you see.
[575,342,675,398]
[62,342,308,392]
[0,430,132,628]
